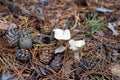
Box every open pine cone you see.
[19,29,32,49]
[6,26,19,47]
[39,45,55,64]
[49,54,63,72]
[15,49,31,63]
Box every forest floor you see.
[0,0,120,80]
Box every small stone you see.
[39,66,47,76]
[15,49,31,63]
[39,0,49,6]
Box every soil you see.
[0,0,120,80]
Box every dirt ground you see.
[0,0,120,80]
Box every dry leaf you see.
[110,64,120,77]
[54,46,66,54]
[0,21,9,30]
[0,22,17,30]
[96,7,113,12]
[108,22,119,36]
[114,20,120,26]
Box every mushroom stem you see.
[74,51,80,62]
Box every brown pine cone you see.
[39,46,55,65]
[40,26,52,35]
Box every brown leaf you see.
[110,64,120,77]
[0,22,17,30]
[0,21,9,30]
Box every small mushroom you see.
[53,29,71,40]
[69,39,85,61]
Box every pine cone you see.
[19,29,32,49]
[6,26,19,47]
[7,2,21,18]
[15,49,31,63]
[40,26,52,35]
[49,54,63,72]
[39,46,55,64]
